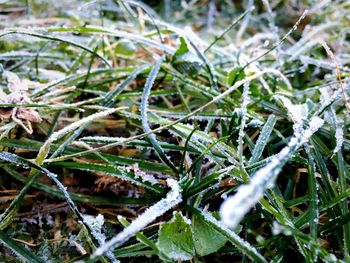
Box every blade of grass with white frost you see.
[0,30,111,67]
[33,67,135,97]
[54,162,163,193]
[204,6,255,53]
[140,56,178,173]
[248,115,276,165]
[36,108,117,165]
[237,82,250,169]
[220,116,324,228]
[49,26,175,53]
[101,64,149,107]
[89,179,182,261]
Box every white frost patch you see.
[319,87,332,109]
[333,124,344,154]
[278,96,308,133]
[247,119,264,128]
[220,116,324,228]
[126,163,159,185]
[92,179,182,258]
[272,221,281,235]
[83,214,107,244]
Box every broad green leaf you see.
[191,214,227,256]
[157,212,195,261]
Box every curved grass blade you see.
[204,6,255,53]
[3,167,152,206]
[101,64,149,107]
[140,56,178,173]
[49,26,175,53]
[51,161,163,193]
[0,30,111,67]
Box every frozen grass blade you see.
[36,108,117,164]
[140,56,178,173]
[90,179,182,261]
[204,6,255,53]
[102,64,149,107]
[248,115,276,165]
[0,29,111,67]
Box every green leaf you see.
[157,212,195,261]
[173,37,190,57]
[191,214,227,256]
[228,67,245,86]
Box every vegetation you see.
[0,0,349,262]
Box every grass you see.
[0,0,349,262]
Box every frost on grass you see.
[237,82,250,164]
[333,124,344,154]
[83,214,106,244]
[277,96,308,132]
[82,214,120,262]
[220,116,324,228]
[36,108,116,164]
[92,178,182,259]
[125,163,158,185]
